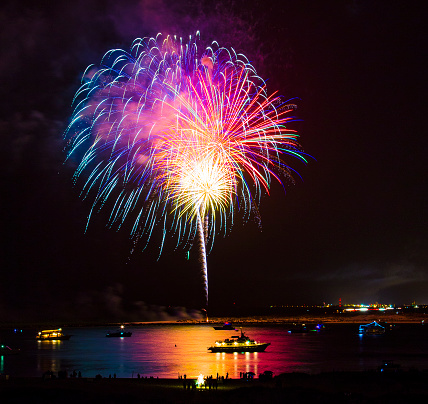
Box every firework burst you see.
[64,32,307,306]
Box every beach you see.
[1,312,425,330]
[1,370,428,403]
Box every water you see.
[1,323,427,379]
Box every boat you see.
[0,344,20,355]
[378,361,401,373]
[106,325,132,338]
[36,328,71,341]
[287,323,309,333]
[213,322,236,330]
[359,321,385,335]
[311,323,325,332]
[208,329,270,353]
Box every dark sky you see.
[1,0,426,323]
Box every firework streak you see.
[64,33,307,306]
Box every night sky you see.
[1,0,426,323]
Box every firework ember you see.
[64,32,307,306]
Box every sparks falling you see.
[64,32,307,306]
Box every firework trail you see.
[64,33,307,306]
[196,210,208,304]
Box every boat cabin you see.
[359,321,385,335]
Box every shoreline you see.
[178,313,427,325]
[0,313,426,329]
[1,370,427,403]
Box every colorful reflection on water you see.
[1,323,427,378]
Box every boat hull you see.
[361,330,385,335]
[208,343,270,353]
[36,335,71,341]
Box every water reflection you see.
[37,340,63,350]
[59,325,277,379]
[36,341,64,374]
[37,356,61,374]
[2,324,427,378]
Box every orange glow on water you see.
[4,324,427,378]
[127,325,275,379]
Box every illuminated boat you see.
[208,329,270,353]
[359,321,385,335]
[106,325,132,338]
[213,322,236,330]
[36,328,71,341]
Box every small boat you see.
[311,323,325,332]
[106,325,132,338]
[0,344,20,355]
[36,328,71,341]
[359,321,385,335]
[287,323,309,333]
[208,329,270,353]
[213,322,236,330]
[378,361,401,373]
